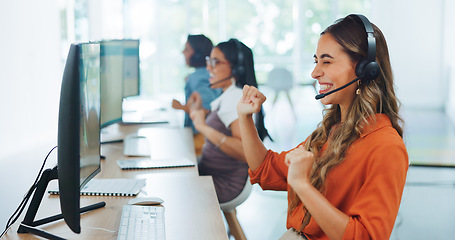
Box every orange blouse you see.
[249,114,408,240]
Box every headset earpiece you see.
[355,59,380,82]
[231,39,245,78]
[350,14,381,84]
[232,64,245,78]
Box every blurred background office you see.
[1,0,455,239]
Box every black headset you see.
[350,14,380,83]
[231,38,246,78]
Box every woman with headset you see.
[172,34,221,156]
[237,15,408,239]
[189,38,270,203]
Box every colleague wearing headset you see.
[189,38,270,203]
[172,34,221,156]
[237,15,408,239]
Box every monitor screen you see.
[57,42,101,233]
[100,39,140,128]
[122,39,140,97]
[100,40,124,127]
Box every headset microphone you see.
[208,75,233,87]
[315,77,360,100]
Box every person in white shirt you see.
[189,38,270,203]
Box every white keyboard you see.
[117,205,165,240]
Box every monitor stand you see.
[17,166,105,240]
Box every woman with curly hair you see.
[237,14,408,240]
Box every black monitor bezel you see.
[57,43,101,233]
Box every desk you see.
[2,124,228,240]
[100,124,199,177]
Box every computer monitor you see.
[58,42,102,232]
[17,43,105,239]
[99,39,140,128]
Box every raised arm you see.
[189,92,246,162]
[237,85,268,171]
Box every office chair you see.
[220,177,252,240]
[268,67,322,113]
[267,67,294,110]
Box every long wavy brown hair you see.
[289,15,404,231]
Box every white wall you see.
[443,0,455,124]
[371,0,450,110]
[0,0,61,229]
[447,63,455,124]
[0,0,61,159]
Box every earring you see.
[356,80,361,95]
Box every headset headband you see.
[349,14,380,82]
[349,14,376,63]
[231,38,245,77]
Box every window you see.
[70,0,370,95]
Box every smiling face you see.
[206,47,233,91]
[312,33,358,116]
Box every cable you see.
[0,146,57,238]
[2,145,57,236]
[49,226,118,236]
[82,226,118,233]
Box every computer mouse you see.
[128,197,164,205]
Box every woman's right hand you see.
[237,85,266,116]
[188,92,203,111]
[285,145,315,188]
[189,108,207,131]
